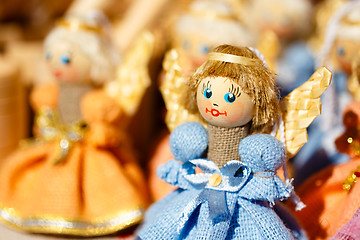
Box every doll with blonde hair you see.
[138,45,306,239]
[148,0,258,201]
[0,11,148,236]
[172,0,257,75]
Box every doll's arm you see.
[169,122,208,162]
[81,89,124,124]
[30,83,58,112]
[156,122,208,189]
[82,90,126,147]
[238,176,292,204]
[84,121,126,148]
[157,160,195,189]
[238,134,291,204]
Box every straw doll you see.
[0,12,149,236]
[138,45,331,239]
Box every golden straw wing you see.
[105,31,154,117]
[161,49,206,132]
[276,66,332,158]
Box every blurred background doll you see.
[309,0,348,53]
[241,0,315,97]
[148,0,258,201]
[292,101,360,239]
[0,57,28,164]
[0,11,149,236]
[293,1,360,185]
[169,0,257,76]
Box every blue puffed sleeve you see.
[169,122,208,162]
[238,134,291,203]
[239,134,286,172]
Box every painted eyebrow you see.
[202,80,211,92]
[228,84,241,97]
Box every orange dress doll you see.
[293,101,360,239]
[0,12,148,236]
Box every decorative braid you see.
[207,123,250,168]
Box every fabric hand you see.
[157,160,196,190]
[169,122,208,162]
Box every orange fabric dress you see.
[293,102,360,239]
[0,84,149,236]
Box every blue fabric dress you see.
[138,122,300,240]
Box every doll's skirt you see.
[138,188,294,240]
[0,141,147,236]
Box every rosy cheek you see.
[223,102,244,123]
[62,67,78,82]
[198,98,213,120]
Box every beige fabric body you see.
[207,123,250,168]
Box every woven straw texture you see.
[207,124,250,168]
[276,66,331,158]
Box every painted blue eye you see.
[200,44,209,54]
[204,88,212,99]
[60,54,71,65]
[224,93,236,103]
[45,51,51,60]
[337,46,345,56]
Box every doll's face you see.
[333,38,360,74]
[196,76,254,128]
[45,41,92,83]
[250,0,311,39]
[174,32,212,75]
[252,2,295,38]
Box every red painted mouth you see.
[54,70,62,77]
[206,108,227,117]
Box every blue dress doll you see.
[138,45,304,239]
